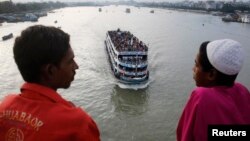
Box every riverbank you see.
[164,7,250,24]
[0,11,48,23]
[0,1,65,23]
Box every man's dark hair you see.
[13,25,70,83]
[199,41,213,72]
[199,41,237,87]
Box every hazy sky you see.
[1,0,246,2]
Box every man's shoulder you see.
[190,87,217,104]
[191,87,211,97]
[0,94,18,106]
[50,105,92,121]
[234,82,250,92]
[47,106,96,129]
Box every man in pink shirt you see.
[0,25,100,141]
[177,39,250,141]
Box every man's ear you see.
[207,69,217,81]
[41,64,57,78]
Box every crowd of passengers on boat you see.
[108,29,148,52]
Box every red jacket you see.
[0,83,100,141]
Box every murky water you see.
[1,6,250,141]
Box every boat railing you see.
[118,68,147,76]
[107,34,120,56]
[107,35,114,49]
[117,59,148,68]
[118,51,147,55]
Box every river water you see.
[0,6,250,141]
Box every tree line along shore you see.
[0,1,250,24]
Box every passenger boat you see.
[105,29,149,84]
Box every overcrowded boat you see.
[105,29,149,84]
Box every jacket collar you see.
[20,82,71,106]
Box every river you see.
[0,6,250,141]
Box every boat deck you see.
[107,30,148,53]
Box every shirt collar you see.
[20,82,71,106]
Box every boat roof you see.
[107,29,148,53]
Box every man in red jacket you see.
[0,25,100,141]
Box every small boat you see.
[125,8,131,13]
[99,8,102,12]
[150,10,154,13]
[2,33,13,41]
[241,15,250,23]
[105,29,149,84]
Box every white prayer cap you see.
[206,39,244,75]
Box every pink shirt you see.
[177,83,250,141]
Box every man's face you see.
[53,47,79,89]
[193,53,210,87]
